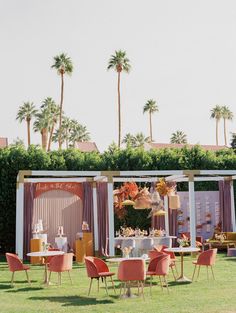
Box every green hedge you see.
[0,145,236,253]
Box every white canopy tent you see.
[16,170,236,259]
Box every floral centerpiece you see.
[215,233,226,243]
[177,237,189,247]
[42,242,51,252]
[120,226,135,237]
[122,246,132,258]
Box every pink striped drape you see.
[32,190,83,249]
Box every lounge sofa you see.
[207,232,236,250]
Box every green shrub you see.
[0,145,236,253]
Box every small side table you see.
[227,243,236,257]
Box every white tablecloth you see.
[115,236,176,257]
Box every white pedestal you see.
[55,236,68,252]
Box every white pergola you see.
[16,170,236,259]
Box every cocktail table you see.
[27,251,64,284]
[164,247,200,282]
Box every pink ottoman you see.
[227,248,236,257]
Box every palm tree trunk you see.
[216,119,219,146]
[223,118,227,146]
[117,71,121,148]
[42,128,48,151]
[47,124,55,151]
[27,119,31,147]
[149,112,152,142]
[59,73,64,150]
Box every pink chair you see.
[118,259,146,299]
[149,249,177,281]
[192,248,217,281]
[48,253,73,285]
[5,253,31,287]
[84,257,115,296]
[46,248,60,264]
[161,245,178,280]
[153,254,170,293]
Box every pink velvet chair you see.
[84,256,115,296]
[6,253,31,287]
[192,248,217,281]
[48,253,73,285]
[161,245,178,279]
[149,254,170,293]
[118,259,146,299]
[149,248,177,281]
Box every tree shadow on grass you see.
[6,287,44,293]
[29,295,114,307]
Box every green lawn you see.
[0,253,236,313]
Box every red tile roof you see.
[77,142,99,152]
[0,137,8,148]
[146,142,228,151]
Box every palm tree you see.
[133,132,149,148]
[51,53,73,149]
[143,99,159,142]
[16,102,37,147]
[33,108,51,150]
[170,130,187,144]
[122,133,136,148]
[107,50,131,148]
[40,97,60,151]
[210,105,222,146]
[221,106,233,146]
[69,122,90,148]
[61,116,73,149]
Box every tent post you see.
[92,183,99,253]
[107,178,115,256]
[230,181,236,232]
[164,196,169,235]
[189,179,196,248]
[16,180,24,259]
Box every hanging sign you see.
[35,182,83,199]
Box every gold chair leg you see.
[175,263,179,276]
[11,272,15,287]
[104,277,109,296]
[88,278,93,296]
[137,280,140,296]
[210,266,215,280]
[207,266,209,281]
[171,266,176,281]
[192,265,197,281]
[97,278,100,293]
[68,271,73,285]
[164,276,169,294]
[110,276,116,294]
[119,282,123,298]
[25,270,31,285]
[159,276,163,291]
[197,265,201,281]
[48,271,51,285]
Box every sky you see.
[1,0,236,151]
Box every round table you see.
[164,247,200,283]
[27,251,64,284]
